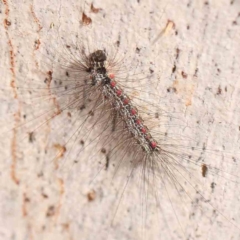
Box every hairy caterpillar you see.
[1,0,240,240]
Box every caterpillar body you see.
[1,1,240,240]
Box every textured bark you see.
[0,0,240,240]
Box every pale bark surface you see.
[0,0,240,240]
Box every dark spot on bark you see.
[202,164,208,177]
[46,205,55,217]
[181,71,188,78]
[87,190,96,201]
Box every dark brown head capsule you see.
[89,50,107,66]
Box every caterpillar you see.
[1,1,240,240]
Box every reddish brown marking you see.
[30,5,43,33]
[4,19,11,27]
[62,222,70,231]
[30,5,43,72]
[61,222,73,239]
[41,71,53,152]
[87,190,96,201]
[82,12,92,26]
[3,0,21,185]
[21,192,33,239]
[22,193,30,217]
[46,71,52,87]
[34,39,41,50]
[101,148,106,154]
[52,143,65,222]
[53,97,62,115]
[90,3,102,13]
[41,192,48,199]
[47,71,62,116]
[10,77,17,98]
[54,178,65,222]
[53,144,66,170]
[181,71,188,79]
[3,0,10,29]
